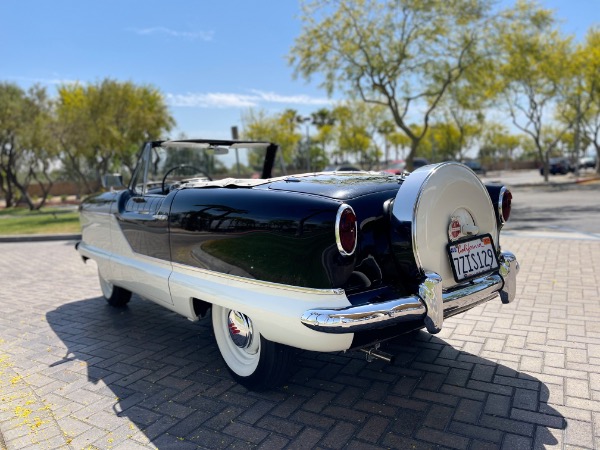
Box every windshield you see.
[131,141,286,194]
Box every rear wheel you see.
[99,271,131,307]
[212,304,293,390]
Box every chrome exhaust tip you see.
[360,345,395,364]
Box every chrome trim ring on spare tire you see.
[392,162,498,290]
[391,162,499,333]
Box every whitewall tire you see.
[99,271,132,307]
[212,304,293,390]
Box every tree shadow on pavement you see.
[46,295,566,449]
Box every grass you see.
[0,207,80,235]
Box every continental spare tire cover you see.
[392,162,498,290]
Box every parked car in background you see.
[578,155,597,170]
[413,157,429,169]
[77,139,518,389]
[382,160,406,174]
[323,163,361,172]
[462,160,487,175]
[540,157,573,175]
[383,157,429,174]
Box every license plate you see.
[447,234,499,282]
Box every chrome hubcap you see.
[227,310,254,350]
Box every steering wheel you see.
[161,165,212,194]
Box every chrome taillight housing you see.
[335,204,357,256]
[498,186,512,225]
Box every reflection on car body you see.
[77,139,519,389]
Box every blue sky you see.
[1,1,598,141]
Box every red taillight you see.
[336,205,357,255]
[500,188,512,223]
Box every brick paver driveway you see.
[1,236,599,449]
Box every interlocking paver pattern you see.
[0,236,599,449]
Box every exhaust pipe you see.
[360,344,395,364]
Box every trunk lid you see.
[265,172,403,200]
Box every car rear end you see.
[301,162,519,348]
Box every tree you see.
[241,109,303,170]
[425,122,462,162]
[0,83,56,209]
[387,130,412,161]
[56,79,174,194]
[479,124,523,169]
[331,102,387,169]
[377,119,395,164]
[434,77,488,162]
[496,1,583,181]
[290,0,499,169]
[331,104,371,166]
[559,28,600,174]
[310,108,336,156]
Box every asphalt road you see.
[476,168,600,238]
[505,183,600,237]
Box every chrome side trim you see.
[301,252,519,334]
[170,261,346,296]
[76,241,112,262]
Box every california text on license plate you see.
[447,234,499,282]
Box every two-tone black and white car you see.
[77,139,519,389]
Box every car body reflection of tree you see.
[47,295,565,449]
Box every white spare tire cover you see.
[392,162,497,289]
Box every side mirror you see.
[102,174,124,190]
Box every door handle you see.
[153,214,168,221]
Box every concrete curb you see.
[575,175,600,184]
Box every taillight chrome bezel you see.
[498,186,512,225]
[335,204,357,256]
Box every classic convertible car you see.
[77,139,519,389]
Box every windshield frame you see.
[128,139,280,195]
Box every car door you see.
[110,143,174,305]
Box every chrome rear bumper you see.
[300,251,519,334]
